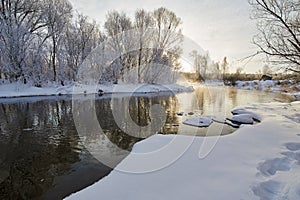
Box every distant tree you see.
[210,61,222,80]
[190,50,209,81]
[236,67,243,75]
[249,0,300,73]
[256,69,262,76]
[221,56,229,78]
[262,64,272,74]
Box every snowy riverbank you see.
[234,80,300,100]
[66,101,300,200]
[0,83,194,98]
[193,80,300,100]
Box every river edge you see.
[0,83,194,99]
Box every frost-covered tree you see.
[104,11,133,83]
[221,56,229,78]
[0,4,184,86]
[190,50,209,81]
[134,9,154,83]
[103,8,183,84]
[0,0,48,83]
[63,13,105,82]
[42,0,73,83]
[152,7,183,65]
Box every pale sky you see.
[69,0,266,73]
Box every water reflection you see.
[0,86,294,199]
[0,101,82,199]
[0,93,181,199]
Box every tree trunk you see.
[52,36,57,82]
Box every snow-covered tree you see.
[63,13,105,82]
[190,50,209,81]
[42,0,73,83]
[0,0,48,83]
[134,9,154,83]
[104,11,133,83]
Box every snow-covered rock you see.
[212,117,240,128]
[231,108,262,122]
[227,114,254,125]
[177,112,184,116]
[225,120,240,128]
[183,116,213,127]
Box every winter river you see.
[0,85,295,199]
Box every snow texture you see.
[212,117,226,124]
[0,83,194,98]
[66,101,300,200]
[234,80,300,100]
[227,114,254,125]
[183,116,213,127]
[231,108,262,122]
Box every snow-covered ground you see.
[234,80,300,100]
[66,101,300,200]
[0,83,194,98]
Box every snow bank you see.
[203,81,225,86]
[235,80,277,91]
[0,83,194,98]
[234,80,300,100]
[66,101,300,200]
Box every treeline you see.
[0,0,182,86]
[188,51,229,82]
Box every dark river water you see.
[0,86,294,199]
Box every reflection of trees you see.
[228,88,238,109]
[94,98,142,151]
[0,100,80,199]
[129,95,180,135]
[0,94,181,199]
[192,87,205,113]
[192,86,228,117]
[95,94,180,145]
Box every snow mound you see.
[231,108,262,122]
[227,114,254,125]
[66,101,300,200]
[183,116,213,127]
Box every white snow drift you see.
[0,83,194,98]
[67,101,300,200]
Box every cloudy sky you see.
[69,0,265,73]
